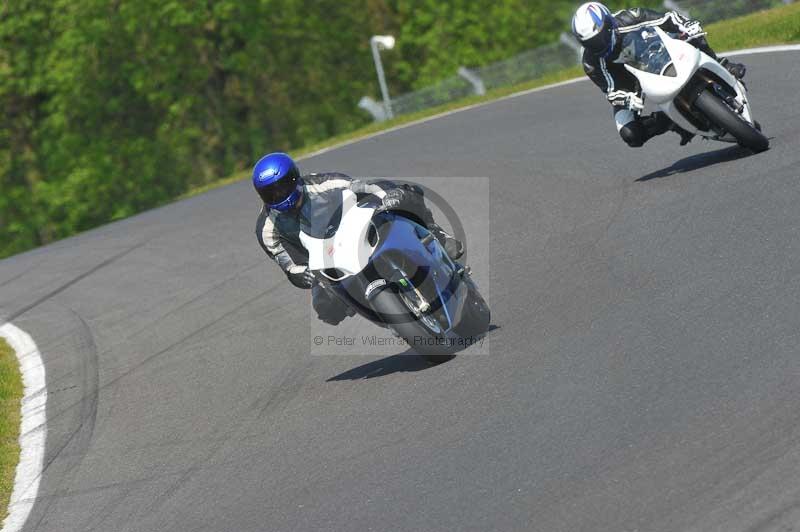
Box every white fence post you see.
[358,96,387,122]
[370,36,396,119]
[457,67,486,96]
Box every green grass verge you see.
[0,338,22,523]
[186,3,800,199]
[705,2,800,51]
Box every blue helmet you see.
[572,2,618,58]
[252,152,303,211]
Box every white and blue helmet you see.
[572,2,618,58]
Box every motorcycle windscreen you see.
[298,190,345,239]
[621,28,701,105]
[615,29,675,76]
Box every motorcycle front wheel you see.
[369,287,456,364]
[454,280,491,337]
[694,90,769,153]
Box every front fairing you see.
[619,27,756,139]
[327,212,467,333]
[618,27,700,104]
[299,189,377,280]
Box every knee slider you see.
[620,122,646,148]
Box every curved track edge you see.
[0,324,46,532]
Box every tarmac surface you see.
[1,50,799,531]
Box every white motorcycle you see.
[617,27,768,152]
[298,189,490,363]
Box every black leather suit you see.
[581,8,720,147]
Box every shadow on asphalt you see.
[326,351,441,381]
[636,145,755,182]
[326,324,500,381]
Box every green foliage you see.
[0,0,794,258]
[0,338,23,522]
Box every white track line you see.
[0,323,46,532]
[299,44,800,162]
[720,44,800,57]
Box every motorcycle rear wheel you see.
[694,90,769,153]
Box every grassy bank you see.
[706,1,800,51]
[0,338,22,522]
[186,2,800,199]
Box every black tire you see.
[454,282,491,337]
[369,288,456,364]
[694,90,769,153]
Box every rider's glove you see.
[626,94,645,113]
[286,264,315,289]
[609,91,644,113]
[682,20,705,39]
[379,188,406,211]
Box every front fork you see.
[391,273,430,315]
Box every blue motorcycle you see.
[299,189,490,363]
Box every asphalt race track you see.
[2,50,800,532]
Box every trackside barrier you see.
[360,0,794,121]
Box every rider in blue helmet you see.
[253,152,464,325]
[253,152,303,212]
[572,3,746,148]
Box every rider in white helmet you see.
[572,3,746,148]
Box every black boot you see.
[313,283,356,325]
[645,111,694,146]
[641,112,672,137]
[720,57,746,80]
[670,123,695,146]
[428,224,464,260]
[695,38,746,80]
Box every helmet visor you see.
[258,173,299,206]
[583,22,614,56]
